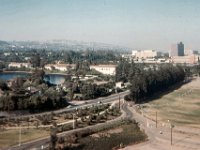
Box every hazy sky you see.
[0,0,200,50]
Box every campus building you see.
[8,62,32,68]
[90,64,116,75]
[171,55,200,64]
[44,64,75,71]
[132,50,158,58]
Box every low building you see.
[8,62,32,68]
[171,55,200,64]
[132,50,158,58]
[90,64,116,75]
[44,64,75,72]
[115,82,124,89]
[121,54,133,61]
[4,52,10,56]
[132,50,138,56]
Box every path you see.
[122,104,200,150]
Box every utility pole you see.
[119,95,120,110]
[171,126,172,145]
[156,111,157,128]
[73,114,75,129]
[170,124,174,145]
[19,126,21,147]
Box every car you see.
[67,105,72,108]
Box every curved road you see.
[3,92,129,150]
[4,92,199,150]
[0,91,129,121]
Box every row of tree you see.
[115,59,145,82]
[125,65,185,103]
[0,49,120,68]
[80,82,114,100]
[0,91,66,111]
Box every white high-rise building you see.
[132,50,158,58]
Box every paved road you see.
[0,90,129,121]
[3,94,129,150]
[3,98,200,150]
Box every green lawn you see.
[143,85,200,127]
[0,128,50,148]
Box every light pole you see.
[170,124,175,145]
[118,95,120,110]
[18,125,21,147]
[156,111,157,128]
[73,114,75,129]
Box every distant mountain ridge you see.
[0,40,9,45]
[0,40,131,52]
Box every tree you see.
[31,52,40,68]
[0,80,8,90]
[11,77,25,90]
[49,125,58,150]
[31,69,45,83]
[128,65,185,103]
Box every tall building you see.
[178,42,184,56]
[170,42,184,57]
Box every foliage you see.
[0,79,9,90]
[0,70,68,111]
[126,64,185,103]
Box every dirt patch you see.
[91,127,123,138]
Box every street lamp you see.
[18,125,21,147]
[118,94,121,110]
[73,114,76,129]
[170,124,175,145]
[156,111,157,128]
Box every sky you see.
[0,0,200,51]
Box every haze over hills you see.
[0,40,9,45]
[0,40,131,52]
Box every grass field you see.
[0,128,50,148]
[142,77,200,128]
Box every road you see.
[2,92,129,150]
[0,90,129,121]
[4,91,199,150]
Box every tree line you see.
[125,65,185,103]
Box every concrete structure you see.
[44,64,75,71]
[132,50,138,57]
[171,55,200,64]
[3,52,10,56]
[170,42,184,57]
[90,64,116,75]
[8,62,32,68]
[184,49,193,56]
[132,50,158,58]
[121,54,133,61]
[115,82,124,89]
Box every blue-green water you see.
[0,72,66,85]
